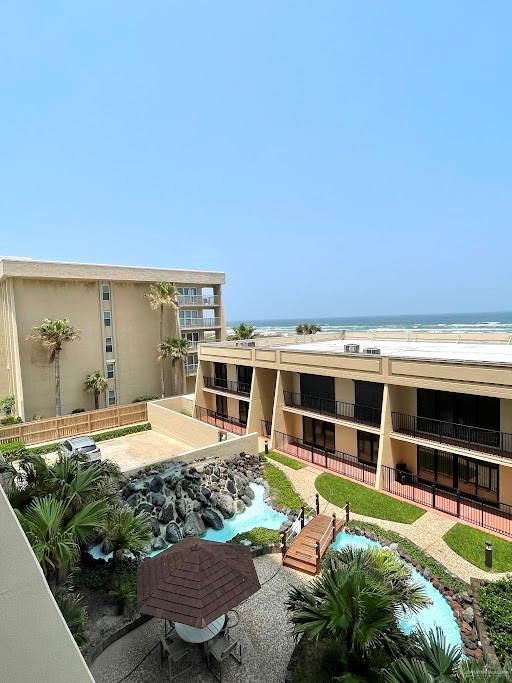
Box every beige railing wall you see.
[0,402,148,445]
[147,400,236,448]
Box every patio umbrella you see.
[137,537,261,628]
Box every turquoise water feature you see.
[331,531,463,652]
[89,483,287,560]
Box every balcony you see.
[274,431,376,486]
[185,362,198,375]
[178,294,220,307]
[203,376,251,396]
[180,317,221,329]
[283,391,381,428]
[194,405,246,436]
[391,412,512,459]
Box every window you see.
[179,310,199,323]
[177,287,197,296]
[101,284,110,301]
[239,401,248,426]
[216,394,228,417]
[105,337,113,353]
[103,311,112,327]
[237,365,253,391]
[357,431,379,465]
[106,362,115,379]
[107,389,116,406]
[303,417,335,452]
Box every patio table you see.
[174,615,225,644]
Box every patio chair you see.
[160,634,192,681]
[220,610,239,638]
[206,632,242,682]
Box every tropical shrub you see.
[0,415,22,425]
[133,394,159,403]
[479,577,512,664]
[55,587,88,646]
[99,506,152,563]
[230,527,281,545]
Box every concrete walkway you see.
[270,459,509,583]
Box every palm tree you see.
[28,319,80,416]
[55,587,88,646]
[296,322,322,335]
[84,370,108,410]
[158,337,190,396]
[287,547,429,679]
[232,322,256,340]
[16,495,108,590]
[145,282,179,397]
[100,506,152,564]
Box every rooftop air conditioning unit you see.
[344,344,360,353]
[364,347,381,355]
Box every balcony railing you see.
[180,317,221,329]
[178,294,220,307]
[194,405,247,436]
[203,376,251,396]
[261,420,272,438]
[283,391,381,427]
[391,412,512,458]
[274,431,376,486]
[185,362,198,375]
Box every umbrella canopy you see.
[137,537,261,628]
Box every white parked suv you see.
[59,436,101,463]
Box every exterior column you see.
[375,383,393,490]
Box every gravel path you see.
[90,553,307,683]
[271,460,509,583]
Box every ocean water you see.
[331,531,463,652]
[228,312,512,338]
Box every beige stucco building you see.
[195,331,512,536]
[0,258,225,420]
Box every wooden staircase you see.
[282,513,345,575]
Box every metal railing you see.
[203,376,251,396]
[283,391,381,427]
[185,363,198,375]
[194,405,247,435]
[381,464,512,538]
[177,294,220,307]
[391,412,512,457]
[180,317,221,328]
[274,431,377,486]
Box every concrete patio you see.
[90,553,306,683]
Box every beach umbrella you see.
[137,537,261,628]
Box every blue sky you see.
[1,2,511,320]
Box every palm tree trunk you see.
[160,359,165,398]
[159,304,164,342]
[181,359,186,394]
[55,348,62,416]
[94,391,99,410]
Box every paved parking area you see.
[100,431,192,472]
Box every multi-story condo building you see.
[194,331,512,537]
[0,258,225,420]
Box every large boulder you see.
[226,479,237,495]
[176,499,188,521]
[164,473,180,488]
[211,492,235,519]
[241,495,252,507]
[165,522,183,544]
[151,536,167,551]
[125,493,139,509]
[196,492,209,507]
[200,486,212,499]
[158,502,175,525]
[136,502,154,515]
[149,492,166,508]
[150,516,161,537]
[127,481,145,494]
[192,500,202,512]
[244,485,255,500]
[202,508,224,530]
[175,483,183,499]
[183,511,206,537]
[236,500,246,514]
[149,475,164,493]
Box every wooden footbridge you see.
[281,495,349,575]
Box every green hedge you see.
[27,422,151,455]
[0,440,27,461]
[229,527,281,545]
[479,577,512,664]
[345,520,468,593]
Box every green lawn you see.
[229,527,281,545]
[264,462,308,511]
[443,523,512,573]
[315,472,425,524]
[261,449,305,470]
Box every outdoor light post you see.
[264,438,269,454]
[485,540,493,568]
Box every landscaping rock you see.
[149,492,166,508]
[242,495,252,507]
[184,511,206,537]
[211,492,235,518]
[244,486,255,500]
[158,502,175,524]
[165,522,183,544]
[227,479,237,495]
[200,486,212,499]
[135,502,154,515]
[202,508,224,530]
[422,567,432,580]
[125,493,139,509]
[236,500,246,514]
[462,606,474,625]
[150,516,161,536]
[176,499,188,521]
[151,536,167,551]
[149,475,164,493]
